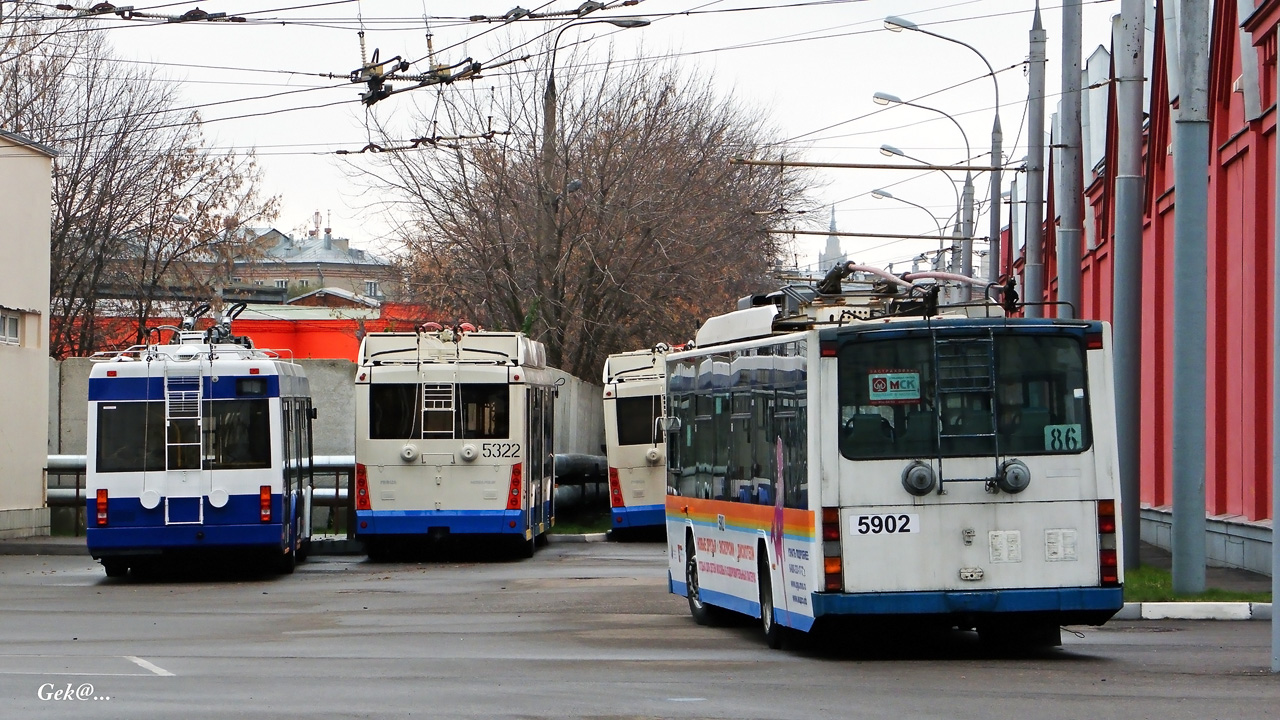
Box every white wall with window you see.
[0,130,54,538]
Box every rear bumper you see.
[811,586,1124,624]
[87,524,284,558]
[610,503,665,529]
[355,509,526,536]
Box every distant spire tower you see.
[818,206,847,270]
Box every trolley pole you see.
[1112,0,1145,572]
[1057,0,1084,319]
[1171,0,1209,595]
[1024,4,1047,318]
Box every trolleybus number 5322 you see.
[853,513,920,535]
[482,443,522,458]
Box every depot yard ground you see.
[0,542,1277,720]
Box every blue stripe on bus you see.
[611,503,665,529]
[87,494,282,528]
[669,579,816,631]
[89,375,281,401]
[810,587,1124,617]
[87,523,284,553]
[356,509,528,536]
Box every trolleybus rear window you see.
[616,395,661,446]
[96,402,166,473]
[368,383,509,440]
[837,333,1091,459]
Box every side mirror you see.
[658,416,682,433]
[309,407,319,420]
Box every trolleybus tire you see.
[296,538,311,563]
[977,620,1062,650]
[759,559,786,650]
[512,534,535,559]
[534,532,550,548]
[102,559,128,578]
[275,544,296,574]
[685,540,727,627]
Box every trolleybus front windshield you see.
[837,333,1091,459]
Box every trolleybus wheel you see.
[275,544,296,574]
[513,534,535,559]
[102,559,128,578]
[685,541,724,626]
[759,560,785,649]
[296,538,311,563]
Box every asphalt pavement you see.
[0,533,1269,620]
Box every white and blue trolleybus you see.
[86,303,315,577]
[354,325,557,558]
[602,346,669,534]
[666,268,1124,648]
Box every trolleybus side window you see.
[96,402,166,473]
[837,333,1091,460]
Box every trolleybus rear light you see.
[819,341,837,357]
[249,367,260,375]
[259,485,271,522]
[1099,549,1119,585]
[821,507,842,591]
[96,489,108,526]
[821,507,840,541]
[824,556,842,591]
[1097,500,1116,534]
[608,467,624,508]
[354,463,371,511]
[1086,332,1104,350]
[1097,499,1119,586]
[507,463,523,510]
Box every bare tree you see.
[0,10,276,355]
[362,55,812,378]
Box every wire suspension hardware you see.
[55,3,246,22]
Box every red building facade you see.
[1021,1,1273,566]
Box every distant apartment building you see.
[0,129,55,538]
[231,222,400,303]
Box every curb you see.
[547,533,609,544]
[1114,602,1272,621]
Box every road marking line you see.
[124,656,174,677]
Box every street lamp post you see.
[873,92,975,283]
[885,15,1002,283]
[880,144,963,270]
[870,187,946,259]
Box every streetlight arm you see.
[902,100,971,162]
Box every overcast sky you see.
[72,0,1123,270]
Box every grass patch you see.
[1123,565,1271,603]
[551,511,612,535]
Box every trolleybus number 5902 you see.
[482,443,522,458]
[852,513,920,535]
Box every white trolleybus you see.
[354,324,557,558]
[86,303,315,577]
[665,269,1123,648]
[602,346,669,535]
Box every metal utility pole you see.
[1171,0,1208,595]
[1057,0,1084,318]
[1112,1,1145,571]
[1024,4,1047,318]
[989,118,1003,283]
